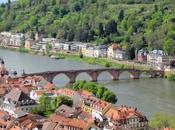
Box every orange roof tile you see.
[105,105,146,121]
[49,114,91,130]
[79,90,93,96]
[44,83,54,90]
[164,128,174,130]
[94,100,111,110]
[57,88,76,97]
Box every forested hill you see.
[0,0,175,55]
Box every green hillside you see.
[0,0,175,55]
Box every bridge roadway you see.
[23,68,164,83]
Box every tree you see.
[71,81,117,104]
[67,30,74,41]
[39,94,52,112]
[167,73,175,81]
[84,82,98,94]
[72,80,86,90]
[105,20,118,35]
[57,29,67,39]
[56,95,73,107]
[29,16,38,27]
[118,9,124,21]
[33,95,73,117]
[150,113,175,129]
[96,87,107,99]
[132,34,145,50]
[102,91,117,103]
[98,23,104,37]
[125,45,135,60]
[7,0,11,10]
[163,39,175,56]
[29,31,35,39]
[73,2,82,12]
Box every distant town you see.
[0,31,175,72]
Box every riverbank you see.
[54,52,150,70]
[0,46,150,70]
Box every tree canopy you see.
[71,80,117,103]
[0,0,175,55]
[32,94,73,117]
[150,113,175,129]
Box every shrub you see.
[167,73,175,81]
[105,62,111,67]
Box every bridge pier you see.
[130,71,140,79]
[42,74,55,83]
[108,70,120,80]
[66,72,76,83]
[87,71,98,82]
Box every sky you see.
[0,0,7,4]
[0,0,16,4]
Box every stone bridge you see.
[23,68,164,83]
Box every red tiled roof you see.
[49,114,91,130]
[43,83,54,90]
[105,105,146,122]
[82,95,111,112]
[164,128,174,130]
[79,90,93,97]
[56,88,76,97]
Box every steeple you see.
[0,58,8,77]
[22,69,26,76]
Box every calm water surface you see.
[0,49,175,119]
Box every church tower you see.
[0,58,8,77]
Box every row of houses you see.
[25,38,170,70]
[0,32,24,48]
[23,35,173,70]
[138,49,169,70]
[0,31,171,70]
[26,39,128,60]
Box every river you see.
[0,49,175,119]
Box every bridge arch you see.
[52,73,70,86]
[75,72,92,82]
[118,71,131,80]
[97,70,120,81]
[24,69,164,84]
[118,70,140,80]
[97,71,114,82]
